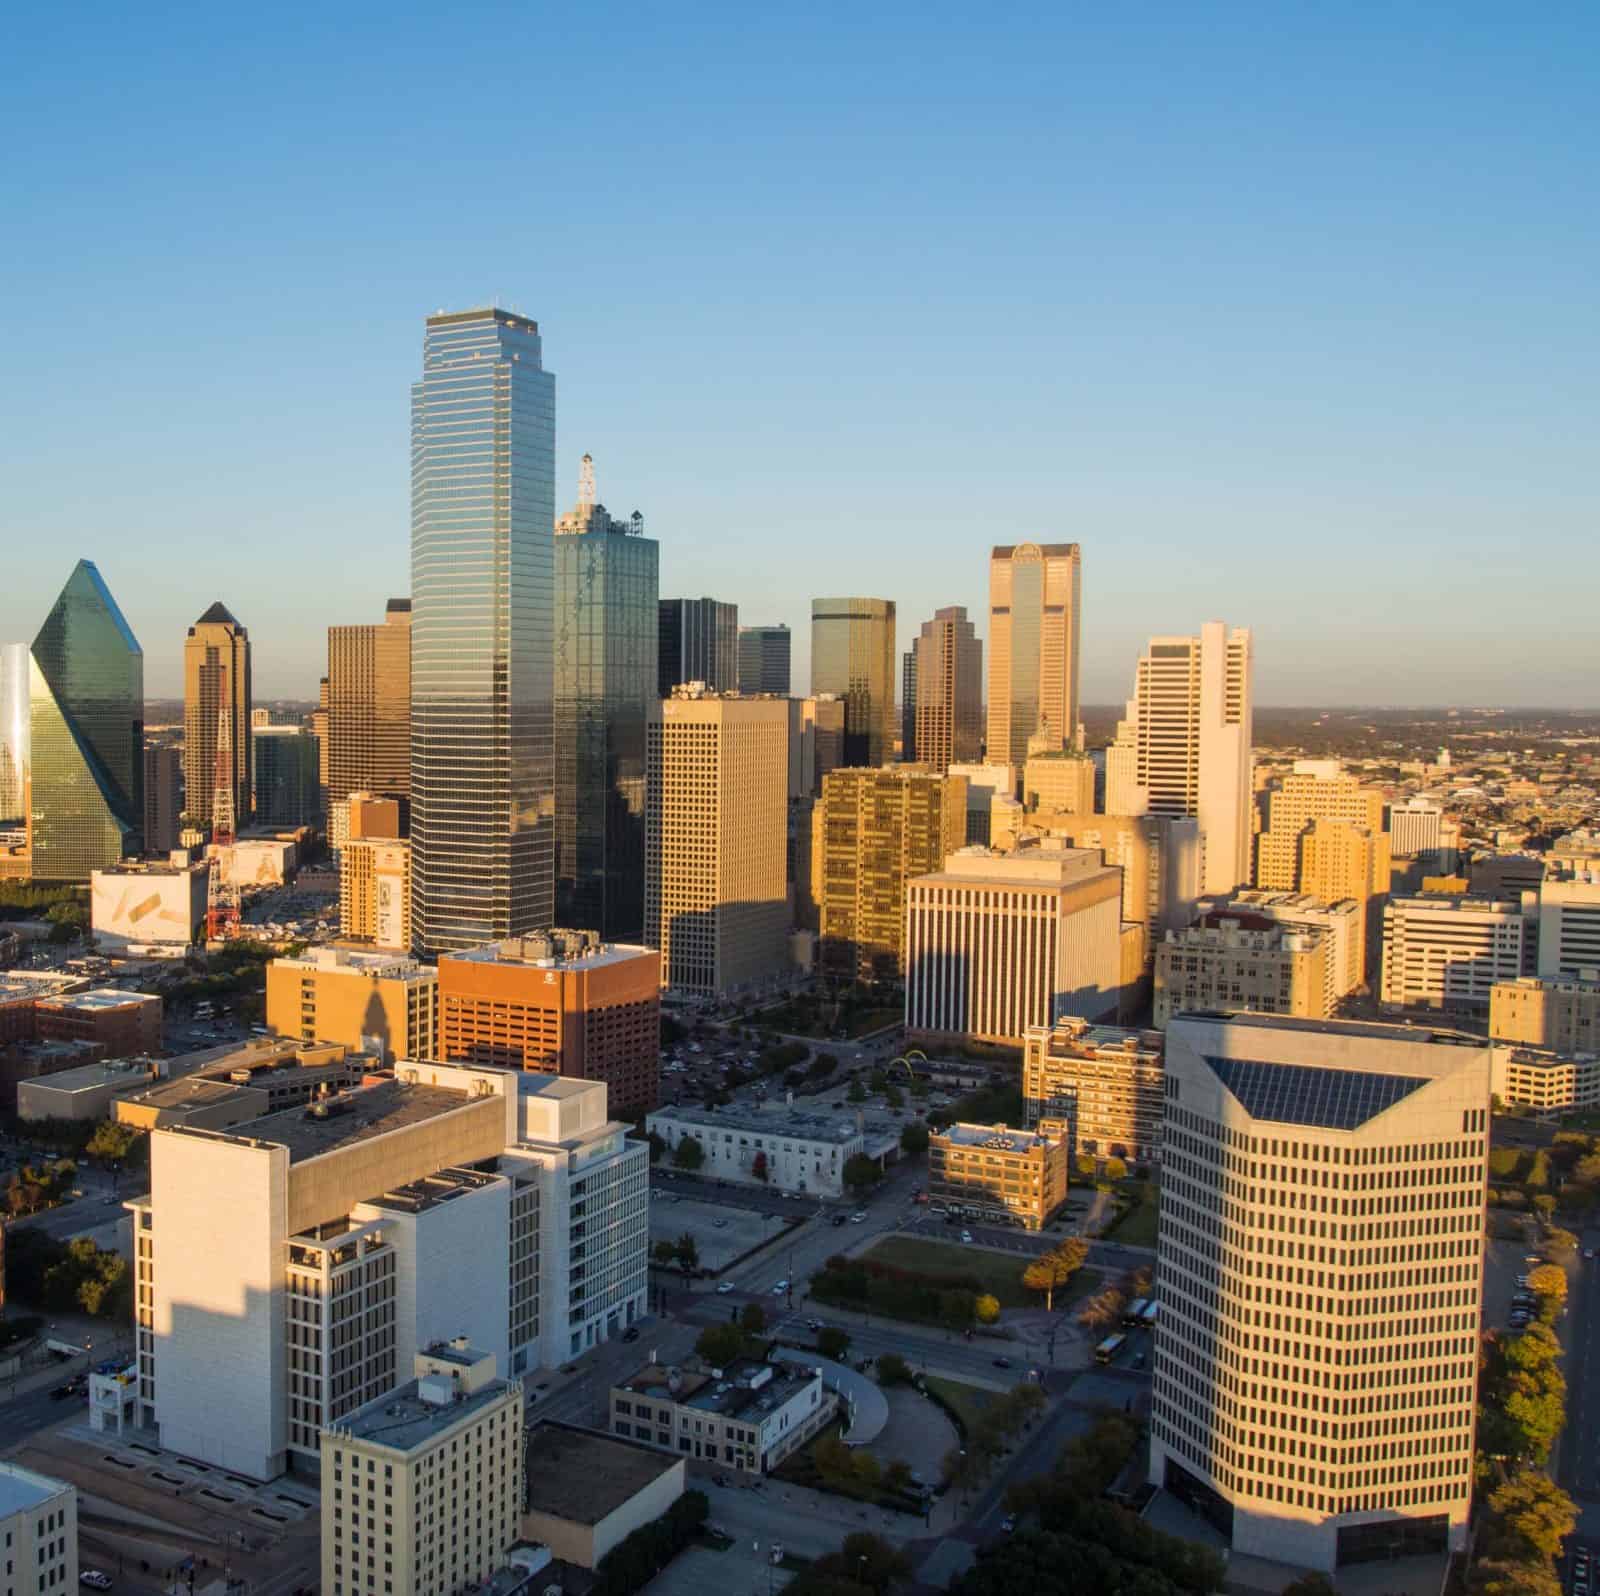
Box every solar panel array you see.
[1203,1056,1429,1130]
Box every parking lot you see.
[650,1188,794,1273]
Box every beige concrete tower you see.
[182,601,251,830]
[912,605,983,773]
[986,542,1081,767]
[645,689,789,996]
[328,599,412,803]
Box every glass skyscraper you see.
[410,307,556,954]
[0,642,28,825]
[810,597,896,768]
[554,458,658,940]
[28,560,144,880]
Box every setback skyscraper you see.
[183,601,251,832]
[327,600,411,804]
[737,624,791,695]
[658,597,737,695]
[410,308,556,954]
[987,542,1081,765]
[912,605,983,773]
[554,454,658,940]
[28,561,144,880]
[811,597,895,768]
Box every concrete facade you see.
[1380,894,1533,1014]
[927,1121,1070,1229]
[91,857,209,953]
[0,1462,77,1596]
[265,947,438,1065]
[1153,920,1331,1029]
[1490,974,1600,1053]
[986,542,1082,764]
[340,838,411,951]
[1022,1016,1166,1164]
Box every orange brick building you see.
[437,930,660,1113]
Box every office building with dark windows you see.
[252,725,321,827]
[28,560,144,880]
[554,456,657,941]
[810,597,895,768]
[911,605,983,773]
[183,600,251,832]
[737,624,791,695]
[410,307,556,954]
[1150,1013,1488,1575]
[658,597,737,696]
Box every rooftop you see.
[1174,1011,1491,1048]
[522,1423,680,1523]
[446,932,654,973]
[333,1372,514,1454]
[275,946,432,978]
[121,1076,247,1113]
[360,1167,502,1215]
[0,972,89,1003]
[617,1358,818,1422]
[1204,1056,1429,1131]
[935,1122,1060,1152]
[651,1102,866,1145]
[0,1460,72,1518]
[40,986,158,1013]
[18,1059,155,1095]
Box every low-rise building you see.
[1198,890,1364,1004]
[1491,974,1600,1053]
[1153,919,1330,1028]
[265,946,438,1064]
[927,1121,1070,1229]
[610,1357,834,1475]
[17,1056,160,1121]
[114,1043,368,1131]
[1492,1046,1600,1114]
[1380,893,1534,1014]
[321,1343,523,1596]
[520,1423,685,1569]
[1021,1016,1166,1164]
[30,987,162,1057]
[91,855,209,954]
[0,1461,77,1596]
[213,836,297,888]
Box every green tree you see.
[651,1239,677,1266]
[884,1083,904,1109]
[1483,1470,1578,1562]
[876,1352,910,1386]
[84,1120,139,1165]
[1542,1226,1579,1257]
[847,1080,867,1104]
[900,1122,929,1156]
[740,1302,768,1337]
[818,1326,851,1361]
[695,1324,744,1365]
[1102,1156,1128,1182]
[1527,1262,1568,1320]
[843,1154,884,1194]
[671,1135,704,1170]
[674,1232,700,1276]
[974,1293,1001,1325]
[1533,1193,1557,1220]
[647,1131,667,1163]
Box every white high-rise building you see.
[1380,894,1534,1013]
[1151,1014,1488,1574]
[1107,622,1252,895]
[1537,862,1600,980]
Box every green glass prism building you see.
[410,307,556,953]
[554,456,658,940]
[29,560,144,880]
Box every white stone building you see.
[1380,893,1533,1013]
[0,1462,77,1596]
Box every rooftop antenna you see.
[578,453,596,508]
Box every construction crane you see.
[205,705,241,941]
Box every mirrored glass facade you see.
[0,642,28,825]
[810,597,896,768]
[554,500,658,940]
[28,560,144,881]
[658,597,737,695]
[411,307,556,954]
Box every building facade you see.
[1538,864,1600,980]
[327,599,412,804]
[1492,1046,1600,1114]
[554,460,657,941]
[1153,919,1332,1029]
[1150,1014,1488,1573]
[1380,894,1533,1013]
[986,542,1082,765]
[904,846,1124,1044]
[810,598,896,769]
[0,1461,77,1596]
[1022,1016,1166,1164]
[183,600,251,834]
[911,606,983,773]
[1203,890,1365,1005]
[340,838,412,951]
[927,1121,1070,1229]
[29,561,145,880]
[438,931,660,1113]
[410,308,556,954]
[91,858,209,954]
[265,946,438,1063]
[658,597,737,696]
[645,691,789,997]
[1490,975,1600,1054]
[1022,748,1095,816]
[144,741,182,854]
[253,725,322,827]
[737,625,791,695]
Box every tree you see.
[900,1122,929,1156]
[847,1080,867,1104]
[883,1458,912,1494]
[843,1154,883,1194]
[674,1232,700,1276]
[1542,1226,1579,1257]
[1533,1193,1557,1220]
[1076,1289,1124,1331]
[884,1084,904,1109]
[1527,1262,1568,1318]
[751,1150,769,1183]
[1102,1156,1128,1183]
[818,1326,851,1361]
[1469,1560,1563,1596]
[1280,1576,1336,1596]
[647,1131,667,1163]
[740,1302,768,1336]
[695,1324,744,1366]
[1022,1238,1089,1311]
[974,1293,1001,1325]
[671,1135,704,1170]
[876,1352,910,1386]
[1484,1470,1578,1562]
[85,1120,138,1165]
[652,1239,678,1266]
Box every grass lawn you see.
[862,1234,1097,1311]
[922,1375,1003,1436]
[1104,1181,1159,1247]
[848,1007,903,1037]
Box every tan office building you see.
[1204,889,1364,1005]
[986,542,1082,765]
[183,601,252,830]
[1022,748,1095,816]
[321,1344,523,1596]
[1492,1046,1600,1114]
[1254,762,1390,895]
[815,766,967,982]
[1490,974,1600,1053]
[645,691,789,997]
[1380,894,1533,1014]
[1036,810,1201,943]
[327,600,412,804]
[904,846,1124,1044]
[341,838,411,951]
[927,1121,1070,1230]
[1022,1016,1166,1164]
[265,946,438,1063]
[911,606,982,773]
[1153,919,1330,1028]
[1151,1014,1488,1573]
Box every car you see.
[806,1318,823,1331]
[80,1575,113,1591]
[772,1280,790,1295]
[992,1356,1012,1369]
[717,1282,734,1295]
[712,1218,729,1229]
[622,1326,640,1342]
[850,1213,866,1224]
[1516,1275,1531,1288]
[50,1384,75,1401]
[1000,1515,1017,1534]
[960,1231,973,1244]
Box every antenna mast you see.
[578,453,595,508]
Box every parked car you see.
[960,1231,973,1244]
[717,1282,735,1295]
[622,1327,640,1342]
[771,1279,790,1295]
[992,1356,1012,1369]
[80,1576,113,1592]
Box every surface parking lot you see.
[649,1189,793,1272]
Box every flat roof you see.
[617,1358,816,1422]
[936,1122,1058,1151]
[335,1374,513,1453]
[0,972,89,1002]
[22,1060,154,1095]
[651,1103,864,1144]
[523,1423,679,1523]
[446,939,653,972]
[43,986,158,1012]
[0,1460,71,1516]
[360,1167,502,1214]
[124,1076,252,1112]
[1173,1011,1491,1048]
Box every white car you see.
[960,1231,973,1244]
[716,1282,734,1295]
[80,1577,113,1592]
[771,1279,789,1295]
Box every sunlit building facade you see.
[183,600,251,832]
[912,605,983,773]
[986,542,1082,766]
[327,599,412,804]
[810,598,895,768]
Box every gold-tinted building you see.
[986,542,1081,767]
[1022,747,1095,815]
[327,599,411,804]
[265,946,437,1063]
[927,1121,1070,1231]
[1022,1016,1166,1165]
[1153,918,1331,1028]
[810,598,896,769]
[340,838,411,951]
[645,690,789,997]
[815,766,967,982]
[183,601,251,830]
[911,606,982,773]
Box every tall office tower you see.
[183,601,251,833]
[1295,818,1382,973]
[657,597,737,695]
[411,308,556,955]
[1151,1013,1487,1573]
[142,743,182,853]
[339,838,411,950]
[645,689,789,997]
[738,624,791,695]
[0,642,30,824]
[554,456,657,941]
[815,766,967,982]
[29,561,144,880]
[1042,811,1201,942]
[912,606,982,773]
[1108,621,1252,895]
[900,648,917,762]
[787,696,845,802]
[327,600,412,805]
[1389,797,1444,858]
[811,597,895,768]
[252,726,321,827]
[986,542,1082,766]
[312,676,330,811]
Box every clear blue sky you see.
[2,3,1596,706]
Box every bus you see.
[1138,1300,1159,1329]
[1122,1297,1150,1329]
[1095,1333,1127,1365]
